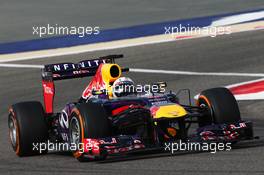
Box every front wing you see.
[78,121,254,160]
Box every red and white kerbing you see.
[194,78,264,101]
[227,78,264,100]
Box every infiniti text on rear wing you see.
[41,54,128,81]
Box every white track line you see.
[130,68,264,77]
[1,64,264,78]
[0,63,44,69]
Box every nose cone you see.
[151,104,187,119]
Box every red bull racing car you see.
[8,55,254,161]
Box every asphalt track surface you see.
[1,0,264,42]
[0,30,263,174]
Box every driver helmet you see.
[112,77,135,97]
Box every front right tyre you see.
[197,87,241,127]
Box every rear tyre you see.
[198,87,241,127]
[69,102,110,162]
[8,101,48,156]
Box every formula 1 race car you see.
[8,55,254,161]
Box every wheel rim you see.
[8,115,17,148]
[199,98,214,125]
[199,99,213,117]
[70,117,81,145]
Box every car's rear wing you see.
[41,54,129,114]
[41,54,129,81]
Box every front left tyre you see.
[8,101,48,156]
